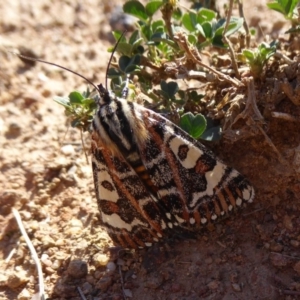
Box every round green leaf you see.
[69,91,84,104]
[182,12,197,32]
[179,112,207,139]
[123,1,148,22]
[160,81,179,99]
[145,1,163,17]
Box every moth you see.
[92,83,255,249]
[13,51,254,249]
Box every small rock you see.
[7,270,29,288]
[293,261,300,275]
[61,144,75,156]
[96,276,113,291]
[204,257,213,264]
[44,267,55,275]
[232,283,242,292]
[269,253,288,267]
[107,262,116,272]
[93,253,109,267]
[41,236,56,248]
[67,260,88,278]
[270,242,283,252]
[124,289,133,298]
[144,275,164,289]
[18,288,31,300]
[170,283,182,293]
[207,280,219,290]
[5,122,22,138]
[290,240,299,247]
[81,282,93,294]
[283,215,294,231]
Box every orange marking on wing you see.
[224,186,236,207]
[217,189,228,213]
[195,159,210,173]
[193,210,201,226]
[213,198,221,216]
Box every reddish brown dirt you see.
[1,1,300,300]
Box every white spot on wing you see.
[236,198,242,206]
[175,215,185,223]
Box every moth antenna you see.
[105,31,126,90]
[9,51,100,93]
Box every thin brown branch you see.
[222,0,240,79]
[174,32,244,87]
[237,0,251,48]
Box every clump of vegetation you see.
[55,0,299,146]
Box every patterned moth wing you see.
[91,85,254,248]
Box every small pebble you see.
[293,261,300,275]
[270,242,283,252]
[207,280,219,290]
[61,144,75,156]
[93,253,109,267]
[96,276,112,291]
[232,283,242,292]
[290,240,299,247]
[52,260,62,270]
[283,215,294,231]
[124,289,133,298]
[67,260,88,278]
[18,288,31,300]
[7,270,29,288]
[81,281,93,294]
[107,262,116,272]
[269,253,288,267]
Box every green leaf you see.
[107,67,122,78]
[141,24,152,41]
[188,34,197,44]
[267,2,286,14]
[201,22,213,38]
[125,64,141,73]
[129,30,140,45]
[53,96,70,108]
[172,7,182,20]
[116,42,133,56]
[123,1,148,22]
[119,55,141,74]
[201,125,222,141]
[182,12,197,32]
[119,56,131,72]
[200,117,221,141]
[242,49,255,61]
[69,91,84,104]
[197,8,216,23]
[160,81,179,99]
[179,112,207,139]
[145,1,163,17]
[152,20,165,33]
[224,17,244,36]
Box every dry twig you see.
[12,208,46,300]
[222,0,240,79]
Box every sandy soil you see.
[1,1,300,299]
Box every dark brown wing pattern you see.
[91,93,254,248]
